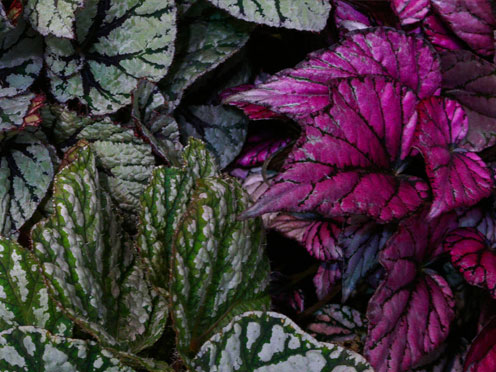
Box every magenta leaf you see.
[235,129,292,168]
[241,76,430,223]
[413,96,493,218]
[441,50,496,151]
[269,214,343,261]
[314,261,342,301]
[464,317,496,372]
[422,14,463,52]
[224,27,441,120]
[431,0,495,56]
[221,85,283,120]
[333,0,375,34]
[340,219,394,301]
[365,210,457,372]
[391,0,430,25]
[444,228,496,299]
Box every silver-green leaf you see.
[193,311,374,372]
[0,93,44,140]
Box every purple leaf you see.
[431,0,495,56]
[221,85,283,120]
[224,27,441,120]
[391,0,430,25]
[269,214,343,261]
[444,228,496,299]
[414,96,493,218]
[234,130,292,168]
[314,261,342,301]
[340,219,394,301]
[333,0,375,34]
[241,76,430,223]
[422,14,464,52]
[464,317,496,372]
[441,50,496,151]
[365,210,457,372]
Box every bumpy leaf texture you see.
[391,0,430,25]
[422,14,464,52]
[0,93,44,139]
[366,210,457,372]
[241,76,430,223]
[314,261,342,301]
[441,50,496,151]
[333,0,375,35]
[221,85,283,121]
[413,97,493,218]
[224,27,441,120]
[464,317,496,372]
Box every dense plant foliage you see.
[0,0,495,371]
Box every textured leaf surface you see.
[391,0,430,25]
[46,0,176,114]
[25,0,85,38]
[0,133,54,235]
[234,129,291,168]
[464,317,496,372]
[221,85,283,121]
[441,50,496,151]
[422,14,463,52]
[137,139,217,292]
[0,93,45,139]
[225,27,441,120]
[177,105,247,168]
[170,177,270,360]
[366,211,457,372]
[206,0,331,31]
[0,2,15,33]
[314,261,342,301]
[32,145,167,353]
[0,19,43,98]
[444,228,496,299]
[0,238,71,336]
[241,77,429,223]
[192,311,373,372]
[414,97,493,218]
[0,326,135,371]
[333,0,374,35]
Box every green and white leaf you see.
[0,326,135,371]
[32,145,167,353]
[206,0,331,31]
[0,19,43,97]
[161,6,252,110]
[132,81,183,165]
[40,104,94,145]
[193,311,374,372]
[25,0,85,39]
[170,177,270,362]
[0,93,43,140]
[177,105,247,168]
[45,0,177,114]
[0,133,54,236]
[137,139,217,292]
[0,238,72,336]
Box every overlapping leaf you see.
[224,27,441,120]
[333,0,375,35]
[464,317,496,372]
[241,76,430,223]
[25,0,85,38]
[192,311,373,372]
[413,97,493,218]
[365,210,458,372]
[0,133,54,236]
[422,14,463,52]
[31,145,167,353]
[0,326,135,371]
[0,93,44,140]
[0,238,71,336]
[391,0,430,25]
[205,0,331,31]
[45,0,176,114]
[314,261,342,301]
[234,129,291,167]
[170,177,270,361]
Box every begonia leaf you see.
[31,145,167,353]
[192,311,373,372]
[391,0,430,25]
[241,76,430,223]
[205,0,331,31]
[464,317,496,372]
[0,93,44,140]
[333,0,375,35]
[234,128,291,167]
[221,85,283,121]
[365,210,457,372]
[45,0,176,115]
[314,261,342,301]
[422,14,463,52]
[0,2,15,33]
[224,27,441,120]
[413,96,493,218]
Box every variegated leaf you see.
[40,104,93,144]
[0,93,44,140]
[170,177,270,363]
[45,0,176,114]
[0,238,72,336]
[0,326,135,371]
[206,0,331,31]
[137,138,217,292]
[25,0,85,38]
[31,145,167,353]
[193,311,373,372]
[0,132,54,236]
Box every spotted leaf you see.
[31,145,167,353]
[192,311,373,372]
[45,0,176,114]
[0,132,54,236]
[25,0,85,38]
[170,177,270,363]
[464,317,496,372]
[205,0,331,31]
